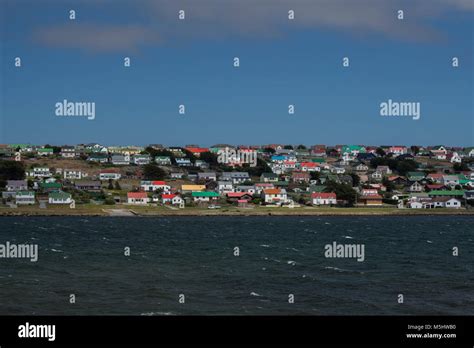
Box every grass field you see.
[1,204,473,216]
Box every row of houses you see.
[2,142,474,209]
[3,143,473,160]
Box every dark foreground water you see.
[0,216,472,315]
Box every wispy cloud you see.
[31,0,473,52]
[33,23,160,53]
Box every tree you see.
[104,197,116,205]
[350,173,360,187]
[108,179,114,190]
[297,145,307,149]
[182,148,197,161]
[0,160,25,182]
[114,181,121,190]
[298,196,307,205]
[143,164,167,180]
[145,147,174,160]
[284,145,293,150]
[263,147,276,154]
[310,171,320,181]
[154,188,165,195]
[200,152,218,165]
[244,158,271,177]
[324,181,357,206]
[376,147,386,157]
[396,160,418,176]
[370,157,418,176]
[44,144,61,154]
[410,146,420,155]
[382,177,395,192]
[453,162,469,172]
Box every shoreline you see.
[1,206,473,217]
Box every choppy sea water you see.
[0,216,472,315]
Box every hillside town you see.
[1,143,474,213]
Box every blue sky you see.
[1,0,473,147]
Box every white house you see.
[408,181,423,192]
[448,152,462,163]
[133,154,151,165]
[48,191,72,204]
[99,171,121,180]
[127,192,149,205]
[431,146,447,160]
[442,175,460,187]
[408,201,423,209]
[221,172,250,184]
[60,146,76,158]
[442,197,462,209]
[260,173,279,183]
[262,188,288,204]
[176,158,192,167]
[235,185,256,195]
[88,154,109,163]
[29,167,51,178]
[64,170,86,180]
[255,183,275,194]
[140,180,171,192]
[282,161,297,171]
[162,194,184,205]
[37,148,54,156]
[6,180,28,191]
[155,156,172,165]
[111,154,130,165]
[311,192,337,205]
[389,146,407,156]
[355,163,369,172]
[191,191,220,202]
[198,172,217,181]
[194,160,210,169]
[299,162,320,172]
[15,191,35,205]
[418,197,462,209]
[371,171,383,180]
[217,181,234,194]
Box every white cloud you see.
[32,0,473,52]
[34,24,160,52]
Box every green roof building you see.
[342,145,366,154]
[38,148,54,154]
[428,190,465,197]
[407,172,425,181]
[40,182,62,190]
[191,191,220,198]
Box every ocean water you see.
[0,216,472,315]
